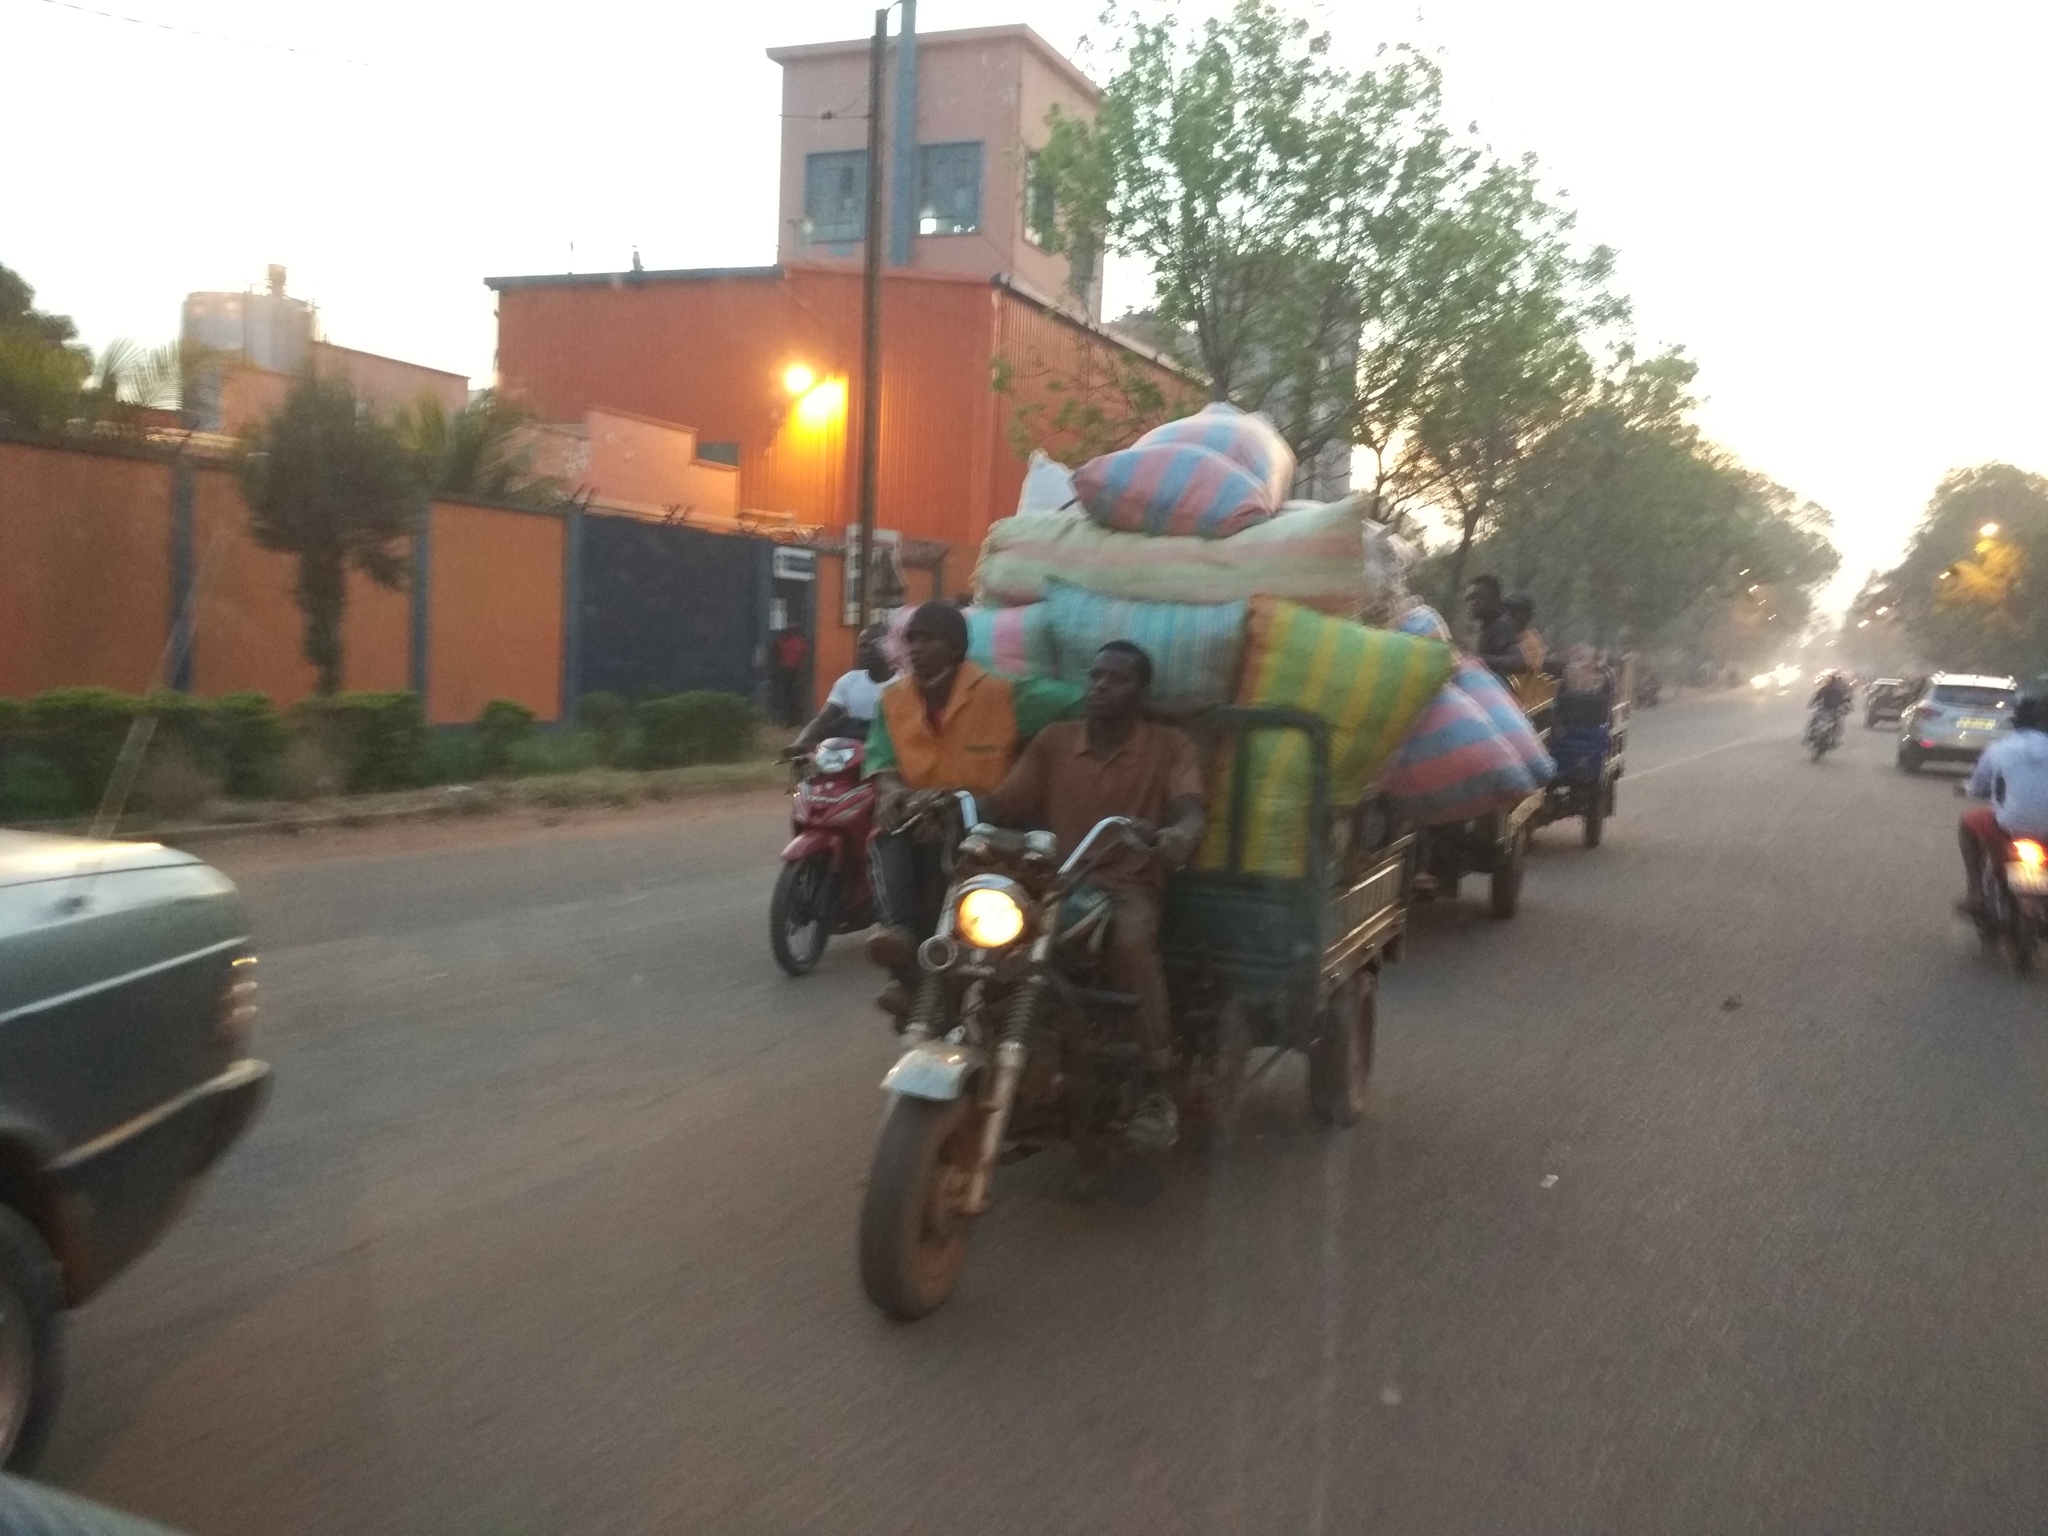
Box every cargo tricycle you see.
[856,706,1411,1319]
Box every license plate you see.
[1960,718,1999,731]
[2008,864,2048,895]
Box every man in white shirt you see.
[1959,685,2048,913]
[789,623,893,751]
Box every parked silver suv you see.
[1897,672,2018,771]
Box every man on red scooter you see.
[789,623,892,752]
[1958,684,2048,915]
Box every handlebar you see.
[1058,816,1141,879]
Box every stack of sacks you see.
[1197,597,1453,878]
[1015,450,1081,517]
[1380,658,1555,826]
[1073,403,1295,539]
[975,494,1393,617]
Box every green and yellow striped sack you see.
[1198,596,1453,876]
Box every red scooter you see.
[770,737,879,975]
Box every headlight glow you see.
[956,886,1027,949]
[2014,839,2046,869]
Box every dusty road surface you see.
[39,691,2048,1534]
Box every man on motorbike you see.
[1958,685,2048,916]
[1810,671,1853,713]
[789,622,892,752]
[988,640,1206,1148]
[864,601,1080,1011]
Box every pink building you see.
[768,23,1102,322]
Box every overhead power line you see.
[25,0,370,66]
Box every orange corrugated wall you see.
[0,439,173,696]
[189,461,410,703]
[425,501,565,725]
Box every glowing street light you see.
[783,363,818,396]
[1980,522,2001,537]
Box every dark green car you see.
[0,831,271,1469]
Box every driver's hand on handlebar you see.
[1154,824,1199,869]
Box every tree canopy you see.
[1851,465,2048,678]
[393,389,562,505]
[1029,1,1836,662]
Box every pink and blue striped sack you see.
[963,604,1059,679]
[1074,441,1273,539]
[1137,402,1297,507]
[1380,682,1540,826]
[1450,656,1555,785]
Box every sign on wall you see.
[842,527,904,627]
[772,546,816,583]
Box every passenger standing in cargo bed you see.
[862,602,1079,1015]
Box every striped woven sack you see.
[1381,682,1540,826]
[1450,656,1555,785]
[963,604,1059,679]
[1043,580,1245,706]
[1136,402,1297,508]
[1393,602,1453,642]
[974,498,1370,613]
[1074,441,1273,539]
[1198,598,1453,876]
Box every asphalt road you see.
[40,689,2048,1535]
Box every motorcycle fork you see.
[965,933,1052,1215]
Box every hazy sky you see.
[7,0,2044,604]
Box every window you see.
[804,151,867,244]
[1931,685,2015,709]
[1024,154,1056,249]
[917,141,982,236]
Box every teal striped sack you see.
[1043,579,1246,705]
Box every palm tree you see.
[393,389,562,504]
[236,374,419,694]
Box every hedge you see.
[635,691,758,768]
[291,692,429,793]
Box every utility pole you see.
[854,7,888,627]
[888,0,918,267]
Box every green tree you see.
[1032,1,1459,471]
[0,260,91,431]
[393,389,562,503]
[1435,348,1837,660]
[236,374,420,695]
[1874,464,2048,675]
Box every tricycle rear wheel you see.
[1308,969,1375,1127]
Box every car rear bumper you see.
[47,1058,271,1303]
[1905,741,1986,763]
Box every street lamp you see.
[783,363,817,396]
[1981,522,2001,537]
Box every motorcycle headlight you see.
[811,744,855,774]
[956,882,1028,949]
[2014,839,2047,869]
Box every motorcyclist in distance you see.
[1810,670,1853,713]
[789,623,892,752]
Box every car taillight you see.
[218,953,258,1054]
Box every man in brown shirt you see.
[989,640,1206,1148]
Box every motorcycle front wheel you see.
[769,853,836,976]
[859,1094,981,1320]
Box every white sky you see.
[7,0,2044,606]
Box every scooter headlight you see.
[810,743,856,774]
[956,880,1029,950]
[2014,839,2046,869]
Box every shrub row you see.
[0,686,761,822]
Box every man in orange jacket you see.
[863,601,1078,1013]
